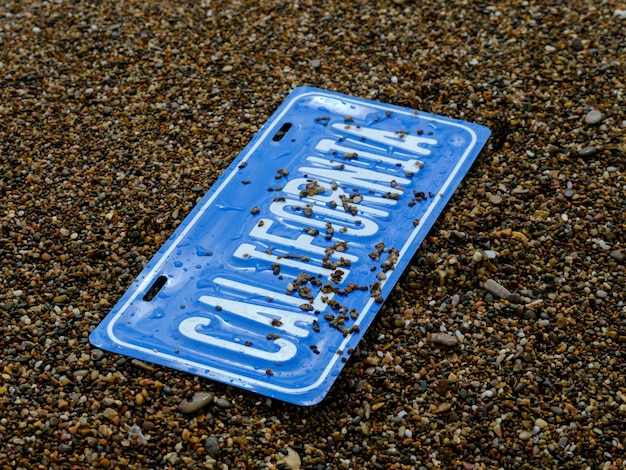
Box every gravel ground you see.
[1,1,625,469]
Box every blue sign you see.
[90,87,490,405]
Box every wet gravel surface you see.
[1,1,625,469]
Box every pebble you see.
[518,430,533,440]
[578,145,598,157]
[216,397,231,409]
[102,408,118,421]
[571,37,584,51]
[433,403,452,415]
[58,443,73,454]
[550,406,564,416]
[127,425,147,444]
[430,332,458,347]
[610,249,625,262]
[276,447,301,469]
[483,278,520,302]
[205,436,220,457]
[90,348,104,360]
[584,109,603,125]
[489,194,502,205]
[177,392,214,414]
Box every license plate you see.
[90,87,490,405]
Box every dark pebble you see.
[58,443,73,454]
[205,436,220,456]
[610,249,625,262]
[572,37,583,51]
[578,146,598,157]
[524,310,537,320]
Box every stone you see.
[610,249,625,262]
[518,430,533,440]
[572,37,583,51]
[430,333,457,347]
[584,109,603,125]
[177,392,214,414]
[437,379,449,395]
[578,146,598,157]
[277,447,301,469]
[433,402,452,414]
[102,408,118,420]
[484,279,511,300]
[216,398,231,409]
[205,436,220,456]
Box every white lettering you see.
[330,123,437,155]
[179,316,298,362]
[300,157,408,194]
[234,243,350,282]
[281,179,392,217]
[269,199,379,236]
[214,277,333,312]
[198,295,312,336]
[315,139,424,171]
[250,219,359,262]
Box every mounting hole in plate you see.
[143,275,167,301]
[272,122,293,141]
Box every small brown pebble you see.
[433,403,451,414]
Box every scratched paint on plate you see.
[90,87,491,405]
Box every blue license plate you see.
[90,87,490,405]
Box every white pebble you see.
[585,109,603,125]
[614,9,626,18]
[391,76,398,84]
[484,250,498,259]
